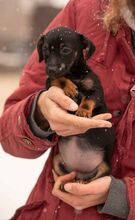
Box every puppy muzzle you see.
[47,64,67,78]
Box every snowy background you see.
[0,0,68,219]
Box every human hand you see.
[52,171,111,210]
[37,86,112,136]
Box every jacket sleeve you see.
[124,177,135,220]
[0,0,76,159]
[28,90,55,138]
[99,176,135,220]
[98,176,129,219]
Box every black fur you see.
[37,26,115,180]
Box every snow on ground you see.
[0,146,50,219]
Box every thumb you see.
[52,169,59,182]
[48,86,78,111]
[64,176,111,195]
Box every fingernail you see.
[64,183,72,191]
[69,102,78,111]
[106,113,112,119]
[106,122,112,127]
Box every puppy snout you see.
[48,65,58,73]
[47,63,66,75]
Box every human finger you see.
[64,176,111,196]
[54,117,112,136]
[52,172,76,195]
[68,114,112,130]
[48,86,78,111]
[92,113,112,120]
[52,169,59,182]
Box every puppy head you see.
[37,26,95,78]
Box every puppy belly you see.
[53,145,105,182]
[58,136,104,174]
[53,153,109,185]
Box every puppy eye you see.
[60,47,72,55]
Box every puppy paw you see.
[75,107,92,118]
[76,98,96,117]
[64,80,78,98]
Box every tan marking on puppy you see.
[81,78,94,90]
[51,77,78,98]
[53,154,65,176]
[90,161,110,181]
[76,98,96,117]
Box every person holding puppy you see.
[0,0,135,219]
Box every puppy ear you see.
[80,35,96,60]
[37,35,44,62]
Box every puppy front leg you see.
[51,77,78,98]
[76,97,96,118]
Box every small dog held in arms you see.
[37,26,115,189]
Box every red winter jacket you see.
[0,0,135,219]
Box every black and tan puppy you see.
[37,26,103,117]
[37,26,115,187]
